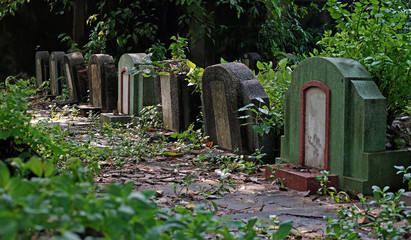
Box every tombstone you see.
[159,60,201,132]
[88,54,118,112]
[117,53,155,116]
[35,51,50,88]
[276,57,410,194]
[49,51,65,96]
[241,52,261,72]
[202,62,274,159]
[63,52,88,103]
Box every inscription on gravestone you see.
[35,51,50,88]
[160,74,177,130]
[88,54,117,112]
[210,81,231,150]
[63,52,88,102]
[91,63,100,107]
[49,51,65,96]
[65,62,75,100]
[304,87,326,169]
[120,68,130,115]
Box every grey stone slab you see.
[35,51,49,88]
[202,62,274,159]
[158,60,201,132]
[241,52,261,72]
[63,52,88,103]
[88,54,117,112]
[49,51,65,96]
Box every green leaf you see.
[26,156,43,177]
[44,161,55,177]
[272,220,293,240]
[256,61,264,70]
[0,162,10,188]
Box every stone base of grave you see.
[54,100,78,108]
[76,105,102,117]
[100,113,134,124]
[265,163,338,194]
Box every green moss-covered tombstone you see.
[279,57,410,194]
[117,53,155,116]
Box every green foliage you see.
[0,0,28,20]
[146,40,167,61]
[317,0,411,119]
[395,165,411,190]
[169,35,188,60]
[325,186,411,239]
[0,77,64,162]
[240,58,292,138]
[258,2,310,59]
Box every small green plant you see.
[169,35,188,60]
[146,40,167,61]
[395,165,411,190]
[266,160,285,188]
[315,170,330,195]
[173,173,195,197]
[137,105,163,130]
[326,186,411,239]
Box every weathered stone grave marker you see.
[202,62,274,159]
[272,57,410,194]
[63,52,88,103]
[158,60,201,132]
[35,51,50,88]
[49,51,65,96]
[241,52,261,72]
[88,54,118,112]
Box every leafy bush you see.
[316,0,411,120]
[0,77,63,162]
[241,58,292,137]
[325,186,411,239]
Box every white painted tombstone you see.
[304,87,327,169]
[118,53,155,116]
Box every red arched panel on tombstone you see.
[299,80,331,170]
[120,67,130,114]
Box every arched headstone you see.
[202,62,274,158]
[277,57,410,193]
[88,54,117,112]
[117,53,155,116]
[63,52,88,102]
